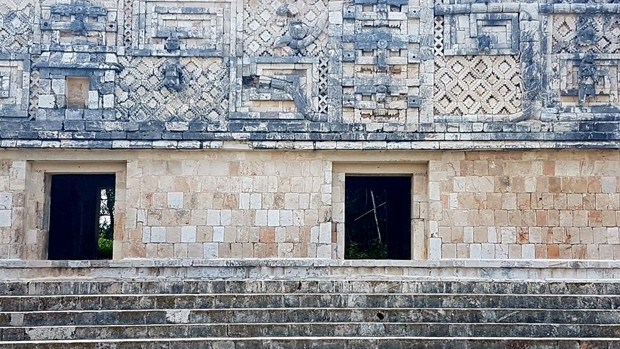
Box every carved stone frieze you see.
[0,0,37,54]
[434,55,523,116]
[0,55,30,118]
[115,57,229,121]
[552,14,620,54]
[242,0,327,57]
[130,0,232,57]
[40,0,118,52]
[339,0,423,125]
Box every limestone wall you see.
[0,149,617,261]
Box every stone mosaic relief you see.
[242,0,328,57]
[0,1,619,134]
[432,4,532,119]
[434,56,522,116]
[0,0,37,54]
[40,0,118,52]
[338,0,425,125]
[546,11,620,110]
[116,57,229,122]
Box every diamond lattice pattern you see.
[434,55,522,116]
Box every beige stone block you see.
[145,244,157,258]
[527,227,540,243]
[494,210,507,226]
[553,194,567,209]
[162,209,190,226]
[442,244,456,258]
[517,193,530,209]
[602,211,617,227]
[218,243,231,258]
[534,244,547,259]
[566,194,582,209]
[507,244,521,259]
[500,227,516,244]
[586,244,599,259]
[166,227,181,243]
[157,243,173,257]
[230,243,243,258]
[173,243,188,258]
[589,211,603,227]
[593,227,607,244]
[479,210,494,226]
[559,211,572,227]
[550,227,566,244]
[536,177,549,193]
[547,210,559,226]
[507,211,521,226]
[501,194,516,210]
[583,194,596,210]
[495,244,508,259]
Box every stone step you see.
[0,293,618,312]
[3,322,620,341]
[2,308,619,327]
[1,337,619,349]
[2,279,619,296]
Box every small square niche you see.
[66,76,90,109]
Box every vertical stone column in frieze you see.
[0,0,38,119]
[233,0,329,120]
[337,0,429,126]
[542,3,620,115]
[433,3,541,121]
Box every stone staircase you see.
[1,275,620,349]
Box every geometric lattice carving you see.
[434,55,522,116]
[116,57,229,122]
[0,0,35,54]
[123,0,133,46]
[243,0,327,56]
[317,57,328,114]
[434,15,444,56]
[132,0,232,56]
[552,15,620,54]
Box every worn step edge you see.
[3,336,620,344]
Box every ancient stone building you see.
[0,0,618,262]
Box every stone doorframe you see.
[332,162,429,260]
[24,161,127,260]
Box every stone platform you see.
[1,259,620,281]
[1,259,620,348]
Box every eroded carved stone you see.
[116,57,229,122]
[434,55,523,116]
[162,61,184,91]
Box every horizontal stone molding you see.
[2,258,620,281]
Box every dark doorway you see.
[48,174,115,260]
[345,176,411,260]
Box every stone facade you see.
[0,0,617,261]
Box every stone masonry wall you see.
[430,151,620,260]
[0,149,617,261]
[123,154,333,259]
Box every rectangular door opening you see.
[47,174,116,260]
[345,176,411,260]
